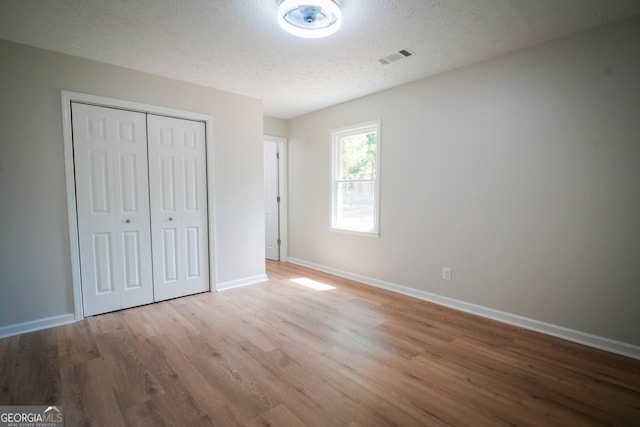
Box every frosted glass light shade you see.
[278,0,342,38]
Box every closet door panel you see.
[148,115,209,301]
[73,103,154,315]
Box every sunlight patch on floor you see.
[290,277,336,291]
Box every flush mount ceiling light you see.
[278,0,342,39]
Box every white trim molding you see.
[0,314,76,339]
[287,257,640,360]
[216,274,268,291]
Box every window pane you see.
[336,181,375,231]
[339,132,376,180]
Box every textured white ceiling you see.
[1,1,639,119]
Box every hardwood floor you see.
[1,261,639,426]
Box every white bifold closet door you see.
[73,103,209,316]
[73,103,154,316]
[147,115,209,302]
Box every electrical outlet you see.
[442,267,452,281]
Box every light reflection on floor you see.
[290,277,336,291]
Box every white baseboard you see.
[0,313,76,339]
[215,274,268,291]
[287,257,640,360]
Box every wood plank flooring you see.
[1,261,639,426]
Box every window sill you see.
[329,226,379,238]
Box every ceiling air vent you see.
[378,49,413,65]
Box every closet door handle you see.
[169,217,174,221]
[125,219,131,224]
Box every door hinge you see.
[277,196,281,203]
[276,152,280,159]
[277,239,282,246]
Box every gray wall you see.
[264,116,288,138]
[287,16,640,346]
[0,40,265,328]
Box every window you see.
[331,120,380,235]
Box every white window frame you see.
[330,120,381,237]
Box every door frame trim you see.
[61,90,217,320]
[264,135,288,261]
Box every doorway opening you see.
[264,136,287,261]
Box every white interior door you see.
[264,140,280,261]
[147,115,209,301]
[72,103,154,316]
